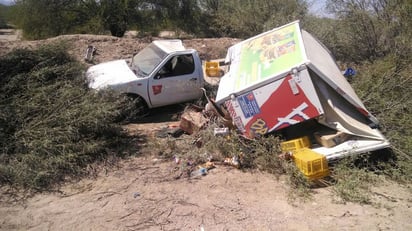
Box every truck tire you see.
[118,94,149,122]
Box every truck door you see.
[148,53,202,107]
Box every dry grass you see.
[0,43,138,190]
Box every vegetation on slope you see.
[0,43,138,190]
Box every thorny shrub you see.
[0,43,138,190]
[351,55,412,183]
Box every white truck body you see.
[86,40,204,108]
[216,21,390,160]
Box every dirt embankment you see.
[0,32,240,65]
[0,32,411,231]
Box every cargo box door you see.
[226,69,324,138]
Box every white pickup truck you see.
[86,40,207,115]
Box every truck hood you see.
[86,60,137,90]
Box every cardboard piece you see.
[314,130,351,148]
[179,111,209,134]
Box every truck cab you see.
[86,40,204,109]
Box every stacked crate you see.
[281,137,329,180]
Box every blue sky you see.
[308,0,332,17]
[0,0,13,5]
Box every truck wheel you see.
[133,95,149,117]
[118,94,149,122]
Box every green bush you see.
[332,159,377,204]
[0,43,136,190]
[351,55,412,182]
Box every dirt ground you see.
[0,32,411,231]
[1,154,411,231]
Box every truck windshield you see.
[132,44,167,77]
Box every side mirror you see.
[155,68,169,79]
[154,73,162,80]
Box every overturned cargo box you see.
[215,21,390,160]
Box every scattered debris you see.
[133,192,141,198]
[213,127,229,136]
[174,156,181,165]
[278,152,293,161]
[179,110,209,135]
[200,161,215,170]
[192,137,203,148]
[84,45,96,62]
[224,156,240,168]
[343,67,356,78]
[190,167,208,179]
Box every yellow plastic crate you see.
[281,136,311,153]
[205,61,220,77]
[293,148,329,180]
